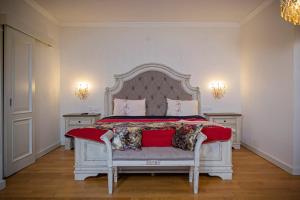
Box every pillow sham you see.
[172,124,203,151]
[113,98,146,116]
[166,98,198,116]
[112,126,142,150]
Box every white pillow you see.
[113,98,146,116]
[166,98,198,116]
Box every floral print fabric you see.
[172,124,203,151]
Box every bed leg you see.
[108,167,113,194]
[113,167,118,183]
[189,167,193,183]
[193,166,199,194]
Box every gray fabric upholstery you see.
[113,147,194,160]
[113,71,192,116]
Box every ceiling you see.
[33,0,266,24]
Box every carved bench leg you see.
[113,167,118,183]
[193,166,199,194]
[189,167,193,183]
[108,167,113,194]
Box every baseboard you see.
[293,168,300,175]
[36,141,61,159]
[0,179,6,190]
[241,142,293,174]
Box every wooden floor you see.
[0,147,300,200]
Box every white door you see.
[4,26,35,177]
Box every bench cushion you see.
[113,147,194,160]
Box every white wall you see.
[59,24,241,141]
[0,0,60,158]
[34,42,61,158]
[293,27,300,174]
[241,1,296,172]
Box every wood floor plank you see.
[0,147,299,199]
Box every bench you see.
[100,130,207,194]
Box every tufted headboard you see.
[104,63,200,116]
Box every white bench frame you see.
[101,130,207,194]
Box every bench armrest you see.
[194,132,207,167]
[100,130,114,167]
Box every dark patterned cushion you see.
[172,124,203,151]
[112,127,142,150]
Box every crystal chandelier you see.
[281,0,300,25]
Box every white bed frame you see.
[74,63,232,181]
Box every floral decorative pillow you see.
[172,124,203,151]
[113,98,146,116]
[112,127,142,150]
[167,98,198,116]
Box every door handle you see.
[9,98,12,107]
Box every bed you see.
[73,63,233,181]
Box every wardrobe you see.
[1,25,60,177]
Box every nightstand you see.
[204,113,242,149]
[63,113,101,150]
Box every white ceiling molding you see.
[241,0,274,25]
[61,21,240,28]
[24,0,59,25]
[24,0,271,28]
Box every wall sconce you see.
[209,81,226,99]
[75,82,89,100]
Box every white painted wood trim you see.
[241,142,293,174]
[0,23,5,191]
[104,63,201,116]
[0,180,6,190]
[293,168,300,175]
[36,141,61,159]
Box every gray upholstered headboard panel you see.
[104,63,200,116]
[113,71,192,116]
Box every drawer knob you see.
[78,121,81,123]
[224,120,227,122]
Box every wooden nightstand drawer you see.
[69,118,93,125]
[213,118,236,125]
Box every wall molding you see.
[24,0,59,25]
[61,21,240,28]
[241,0,275,25]
[241,142,294,174]
[293,168,300,175]
[0,180,6,190]
[36,141,61,159]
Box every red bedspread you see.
[66,116,231,144]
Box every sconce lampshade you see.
[75,82,89,100]
[209,81,226,99]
